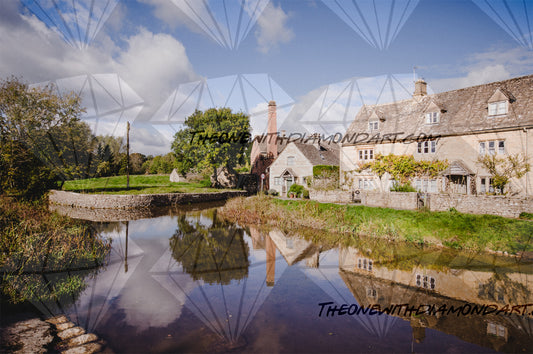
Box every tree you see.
[169,210,249,285]
[477,153,530,194]
[171,108,251,186]
[0,77,91,198]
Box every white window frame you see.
[287,156,295,166]
[417,140,436,154]
[425,111,439,124]
[358,179,374,190]
[479,140,505,155]
[274,177,281,185]
[358,148,374,161]
[488,101,507,116]
[415,178,437,193]
[368,121,379,131]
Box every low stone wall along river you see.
[49,189,248,209]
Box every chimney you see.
[267,100,277,158]
[413,79,427,99]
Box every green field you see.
[62,175,228,194]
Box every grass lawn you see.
[219,195,533,254]
[62,175,230,194]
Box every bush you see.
[519,212,533,220]
[390,183,417,192]
[302,189,309,199]
[267,189,279,196]
[313,165,339,178]
[288,184,306,198]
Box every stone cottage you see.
[341,74,533,197]
[269,139,339,195]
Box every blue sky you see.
[1,0,532,154]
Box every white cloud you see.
[429,46,533,92]
[0,4,198,155]
[255,2,294,53]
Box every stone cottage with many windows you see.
[269,140,339,195]
[341,74,533,197]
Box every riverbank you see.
[219,195,533,255]
[0,195,110,305]
[49,189,248,209]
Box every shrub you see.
[313,165,339,178]
[302,189,310,199]
[288,184,306,198]
[390,183,417,192]
[519,212,533,220]
[267,189,279,196]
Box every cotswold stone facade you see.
[268,141,339,195]
[341,75,533,198]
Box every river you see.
[7,203,533,353]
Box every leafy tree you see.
[171,108,251,186]
[170,210,249,285]
[477,153,530,194]
[0,77,91,198]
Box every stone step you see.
[58,327,85,340]
[61,342,103,354]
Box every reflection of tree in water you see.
[170,210,249,285]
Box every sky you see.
[1,0,532,155]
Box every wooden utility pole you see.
[126,121,130,190]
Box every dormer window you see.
[368,121,379,131]
[425,112,439,124]
[488,101,507,116]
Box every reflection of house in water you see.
[247,227,327,288]
[339,247,533,352]
[148,220,290,348]
[267,229,321,267]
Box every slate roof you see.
[344,74,533,145]
[293,141,340,166]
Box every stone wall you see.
[49,190,248,210]
[309,189,354,203]
[360,191,419,210]
[428,194,533,218]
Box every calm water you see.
[19,205,533,352]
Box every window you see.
[358,149,374,160]
[359,179,374,190]
[480,177,501,194]
[357,258,373,272]
[274,177,281,185]
[367,288,377,298]
[487,323,506,338]
[498,141,505,154]
[417,140,436,154]
[488,101,507,116]
[287,156,295,166]
[425,112,439,124]
[479,140,505,155]
[488,141,495,155]
[415,179,437,193]
[368,121,379,130]
[416,274,436,290]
